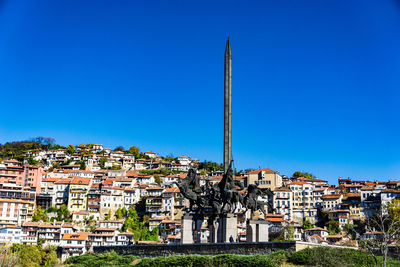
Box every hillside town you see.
[0,139,398,261]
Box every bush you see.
[289,247,400,267]
[66,251,136,267]
[68,253,282,267]
[136,254,278,267]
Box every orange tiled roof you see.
[288,181,310,185]
[62,233,89,241]
[42,178,61,182]
[55,178,72,184]
[249,168,275,174]
[71,177,91,185]
[346,193,361,197]
[322,194,341,199]
[164,187,180,193]
[274,187,292,192]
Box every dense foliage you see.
[198,161,224,172]
[65,251,136,267]
[0,137,57,160]
[120,207,159,242]
[289,247,400,267]
[65,247,400,267]
[139,169,181,175]
[292,171,315,179]
[4,244,59,267]
[65,251,288,267]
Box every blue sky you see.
[1,0,399,184]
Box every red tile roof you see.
[323,194,341,200]
[288,181,310,185]
[63,233,89,241]
[249,168,275,174]
[164,187,180,193]
[71,177,91,185]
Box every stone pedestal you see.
[218,213,237,243]
[246,220,268,242]
[208,220,219,243]
[181,214,194,244]
[194,218,203,243]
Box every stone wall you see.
[295,241,357,251]
[93,241,298,257]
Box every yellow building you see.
[342,193,361,220]
[247,168,282,190]
[67,177,91,212]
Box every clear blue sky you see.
[1,0,399,184]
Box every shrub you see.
[66,251,136,267]
[289,248,310,265]
[288,247,400,267]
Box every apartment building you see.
[288,182,317,223]
[273,187,293,221]
[247,168,282,190]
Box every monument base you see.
[217,213,237,243]
[181,214,194,244]
[246,219,268,242]
[208,219,219,243]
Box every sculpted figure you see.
[175,168,203,211]
[218,161,245,214]
[243,184,274,217]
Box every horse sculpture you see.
[174,168,203,212]
[243,184,274,217]
[175,161,273,224]
[217,161,245,214]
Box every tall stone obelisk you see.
[224,37,232,173]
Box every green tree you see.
[128,146,140,156]
[61,158,73,166]
[52,204,71,222]
[66,144,75,154]
[79,161,86,170]
[51,162,60,170]
[32,206,49,222]
[198,161,224,172]
[121,207,158,241]
[359,200,400,267]
[27,157,39,166]
[115,208,123,219]
[111,164,121,170]
[154,175,162,184]
[105,211,112,220]
[121,207,127,217]
[12,244,42,267]
[99,157,107,169]
[84,215,97,233]
[41,246,58,267]
[114,146,125,152]
[275,222,295,241]
[303,219,313,230]
[327,220,340,235]
[293,171,315,179]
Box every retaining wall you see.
[93,241,356,257]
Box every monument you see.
[224,37,232,174]
[177,37,273,244]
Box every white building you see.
[60,233,89,262]
[0,223,22,244]
[288,182,317,223]
[123,188,140,208]
[273,187,293,221]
